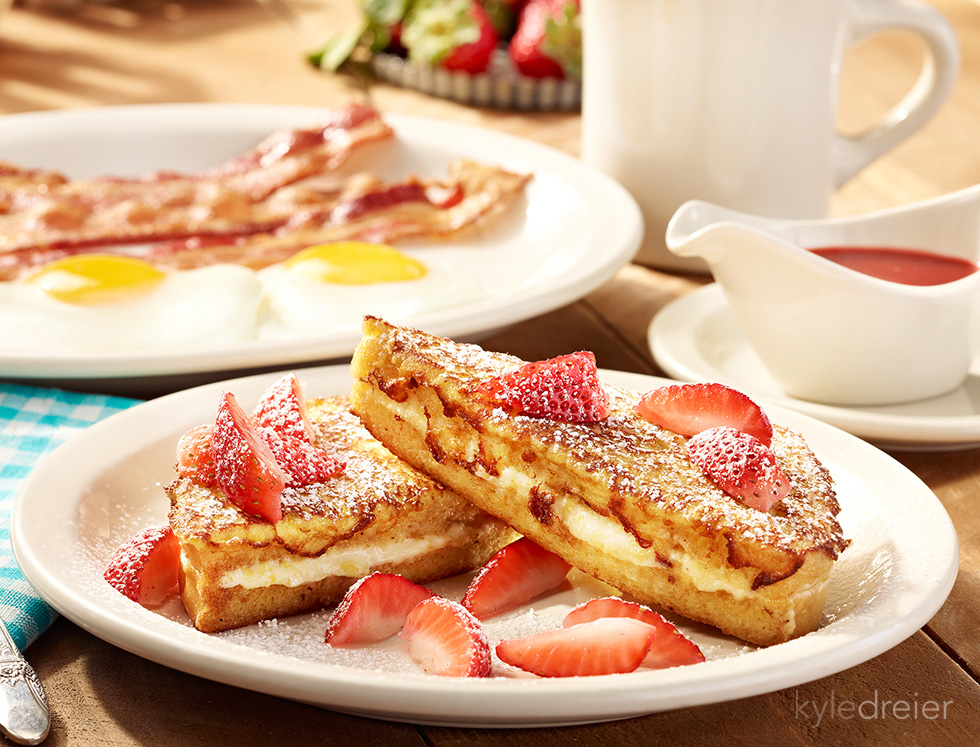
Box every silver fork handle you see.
[0,621,49,745]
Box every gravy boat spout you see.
[665,195,980,406]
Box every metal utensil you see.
[0,621,49,745]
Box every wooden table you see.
[2,0,980,743]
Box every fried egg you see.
[0,254,263,353]
[257,242,487,338]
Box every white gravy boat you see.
[665,189,980,406]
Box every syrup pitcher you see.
[580,0,960,271]
[665,191,980,406]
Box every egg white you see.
[256,259,489,339]
[0,264,264,353]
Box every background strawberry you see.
[402,0,499,74]
[508,0,581,79]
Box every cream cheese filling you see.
[219,524,468,589]
[545,483,755,600]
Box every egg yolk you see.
[284,242,427,285]
[25,255,167,305]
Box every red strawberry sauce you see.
[809,246,978,286]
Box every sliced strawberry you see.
[496,617,657,677]
[258,427,345,487]
[479,350,610,423]
[212,392,287,523]
[461,537,572,619]
[104,525,181,608]
[635,382,774,446]
[325,573,434,646]
[252,371,315,444]
[175,424,217,484]
[509,0,581,79]
[402,0,499,74]
[687,426,791,512]
[563,597,705,669]
[400,597,491,677]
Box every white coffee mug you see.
[580,0,960,271]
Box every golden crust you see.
[349,317,849,646]
[167,394,515,633]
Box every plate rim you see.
[11,364,959,727]
[0,103,642,380]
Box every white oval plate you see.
[0,104,641,380]
[11,366,957,727]
[650,284,980,451]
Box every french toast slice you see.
[167,394,515,633]
[349,317,849,647]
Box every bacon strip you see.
[143,160,531,271]
[0,102,393,263]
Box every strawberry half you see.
[634,382,774,446]
[104,525,181,608]
[563,597,705,669]
[479,351,610,423]
[400,597,492,677]
[687,426,791,512]
[461,537,572,619]
[252,371,315,444]
[325,573,434,646]
[496,617,657,677]
[258,427,345,487]
[175,424,217,484]
[212,392,287,523]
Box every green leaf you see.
[401,0,480,66]
[360,0,411,27]
[478,0,516,38]
[309,17,371,72]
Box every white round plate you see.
[650,284,980,451]
[12,366,957,727]
[0,104,641,380]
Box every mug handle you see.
[832,0,959,187]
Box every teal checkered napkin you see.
[0,383,141,650]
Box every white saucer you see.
[649,284,980,451]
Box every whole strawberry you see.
[509,0,581,79]
[479,350,610,423]
[402,0,499,74]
